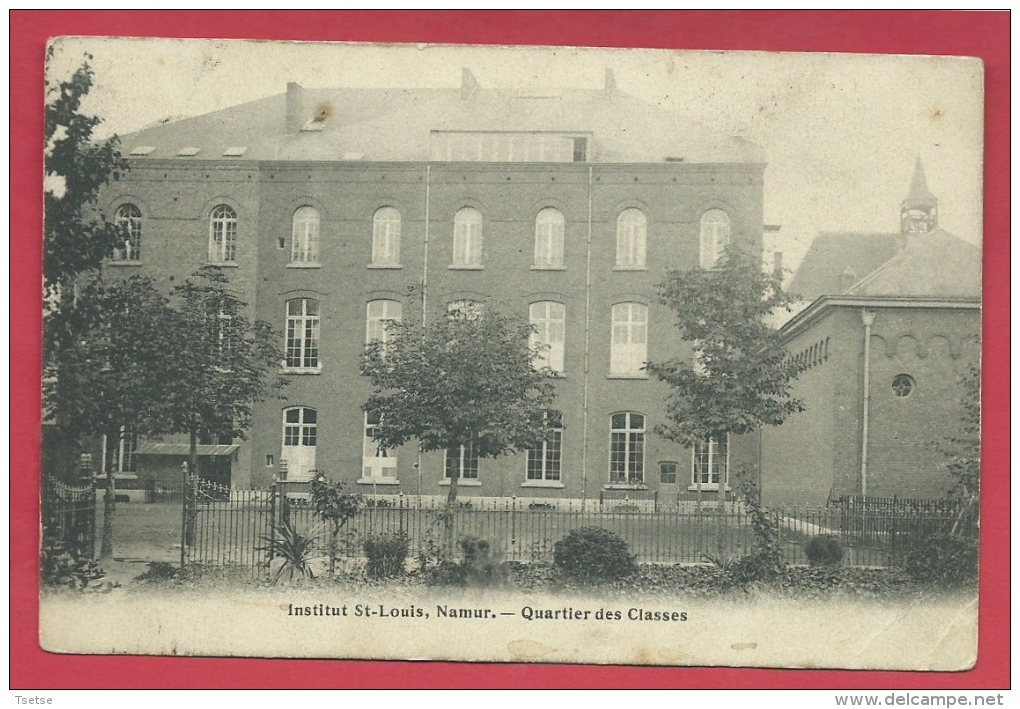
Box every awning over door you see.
[134,443,239,457]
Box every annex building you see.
[99,69,769,505]
[759,159,981,507]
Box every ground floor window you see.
[609,412,644,483]
[362,411,397,479]
[445,441,479,480]
[692,436,728,487]
[527,410,562,481]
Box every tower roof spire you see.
[904,156,936,204]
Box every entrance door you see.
[282,407,317,482]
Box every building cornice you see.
[778,295,981,341]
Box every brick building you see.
[98,69,769,505]
[759,160,981,506]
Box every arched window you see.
[527,410,563,482]
[281,407,317,482]
[366,299,402,350]
[610,303,648,376]
[616,208,646,268]
[452,207,483,267]
[208,204,237,263]
[291,206,319,263]
[534,207,565,268]
[530,301,565,373]
[372,207,401,266]
[693,435,729,488]
[700,209,730,269]
[610,412,645,484]
[284,298,320,370]
[114,204,142,261]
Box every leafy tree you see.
[43,275,178,558]
[43,54,129,480]
[162,267,287,547]
[941,360,980,537]
[44,53,129,301]
[360,307,555,507]
[647,246,805,485]
[310,473,364,575]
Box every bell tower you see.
[900,156,938,234]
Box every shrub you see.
[134,561,180,583]
[424,536,506,587]
[259,519,319,584]
[806,535,844,566]
[40,539,106,591]
[364,533,409,579]
[903,534,978,587]
[553,527,637,583]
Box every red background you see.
[10,10,1009,689]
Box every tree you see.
[164,266,287,479]
[360,307,556,507]
[44,53,129,301]
[43,275,178,559]
[646,246,805,489]
[941,360,980,537]
[43,54,130,480]
[309,473,364,575]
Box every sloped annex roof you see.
[846,229,981,298]
[118,79,764,164]
[788,232,903,301]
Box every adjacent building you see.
[98,70,768,505]
[760,160,981,506]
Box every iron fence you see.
[41,477,97,559]
[182,486,963,576]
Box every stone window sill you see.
[286,262,321,269]
[521,480,565,488]
[448,264,484,271]
[107,260,143,267]
[607,373,649,380]
[357,477,400,486]
[281,367,322,375]
[208,261,239,268]
[367,263,403,269]
[604,483,648,491]
[612,265,648,272]
[687,484,732,492]
[439,479,482,487]
[530,265,566,271]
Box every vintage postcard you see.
[39,37,983,670]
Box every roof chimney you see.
[286,82,304,134]
[604,68,616,97]
[461,68,479,100]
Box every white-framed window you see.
[285,298,320,370]
[692,436,729,487]
[610,412,645,484]
[659,461,678,484]
[452,207,483,267]
[616,208,646,268]
[445,441,479,480]
[699,209,730,270]
[291,206,320,263]
[447,299,483,321]
[372,207,401,266]
[362,410,397,479]
[610,302,648,376]
[113,204,142,261]
[281,407,317,482]
[530,301,565,373]
[534,207,565,268]
[366,299,402,351]
[208,204,237,263]
[527,410,562,482]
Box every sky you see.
[47,38,984,273]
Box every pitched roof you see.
[846,229,981,298]
[788,232,902,301]
[118,82,764,164]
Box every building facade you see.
[99,70,768,504]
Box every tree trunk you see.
[186,428,198,547]
[99,428,117,560]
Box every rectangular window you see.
[445,441,479,480]
[527,411,563,481]
[285,299,320,370]
[659,461,678,484]
[366,299,402,352]
[530,301,565,373]
[609,412,644,484]
[692,436,729,487]
[610,303,648,376]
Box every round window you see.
[892,374,915,398]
